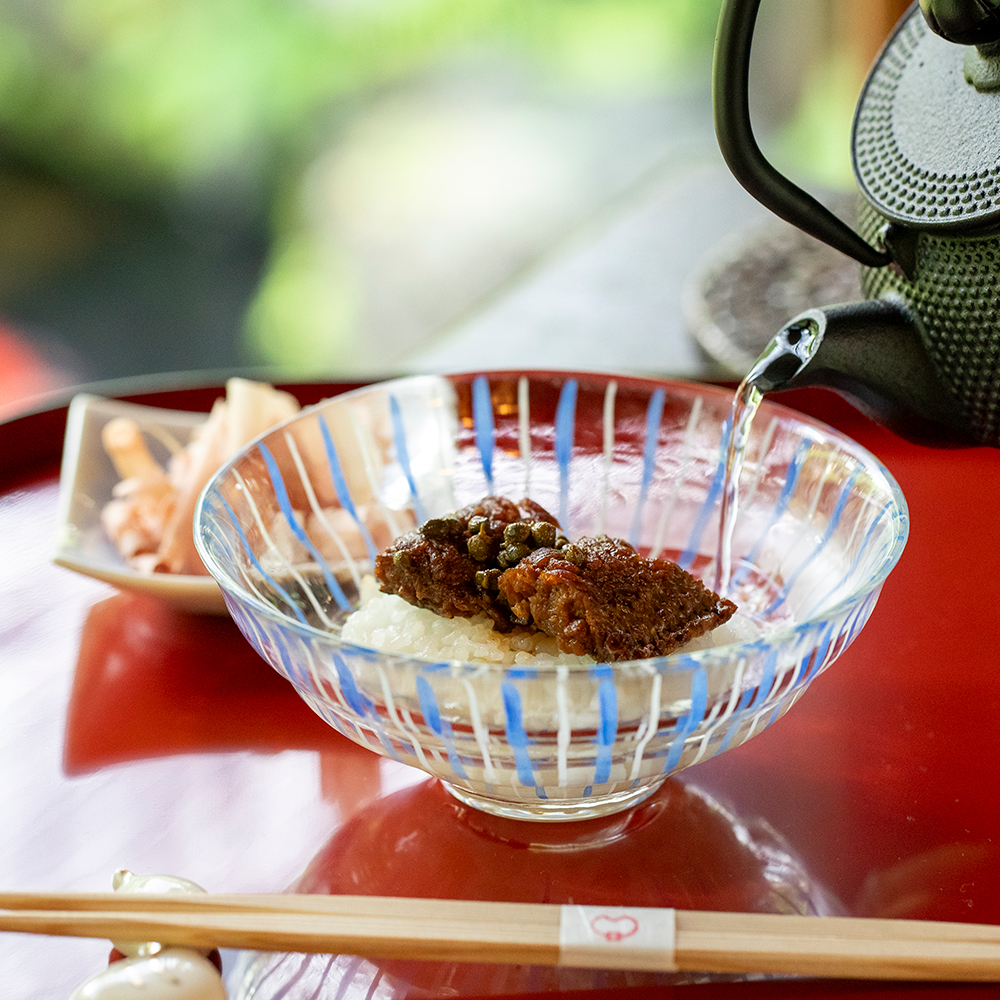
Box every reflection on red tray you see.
[298,777,831,911]
[64,591,351,773]
[232,777,837,998]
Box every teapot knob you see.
[920,0,1000,45]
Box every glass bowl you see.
[194,371,907,822]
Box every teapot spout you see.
[747,299,971,446]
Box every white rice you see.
[341,576,758,665]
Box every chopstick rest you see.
[108,869,215,959]
[72,949,226,1000]
[67,871,226,1000]
[558,905,677,971]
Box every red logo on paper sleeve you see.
[589,914,640,942]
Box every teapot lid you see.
[854,5,1000,231]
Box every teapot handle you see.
[713,0,893,268]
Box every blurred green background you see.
[0,0,874,392]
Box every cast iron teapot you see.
[714,0,1000,446]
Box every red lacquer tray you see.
[1,378,997,1000]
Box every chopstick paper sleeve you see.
[558,905,677,971]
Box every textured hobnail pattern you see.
[854,9,1000,228]
[858,198,1000,445]
[195,372,907,821]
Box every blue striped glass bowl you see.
[194,372,907,821]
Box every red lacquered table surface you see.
[1,379,998,1000]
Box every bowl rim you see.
[193,369,909,671]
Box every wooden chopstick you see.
[2,893,1000,982]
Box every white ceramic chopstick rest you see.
[68,871,227,1000]
[70,948,226,1000]
[110,869,214,958]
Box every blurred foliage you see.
[0,0,725,375]
[772,52,857,191]
[0,0,723,215]
[247,214,360,371]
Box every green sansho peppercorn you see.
[467,533,491,561]
[475,568,501,591]
[503,522,532,545]
[530,521,557,548]
[420,516,461,541]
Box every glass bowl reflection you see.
[194,371,907,821]
[228,776,842,998]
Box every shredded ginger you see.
[100,378,300,575]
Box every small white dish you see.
[54,393,227,615]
